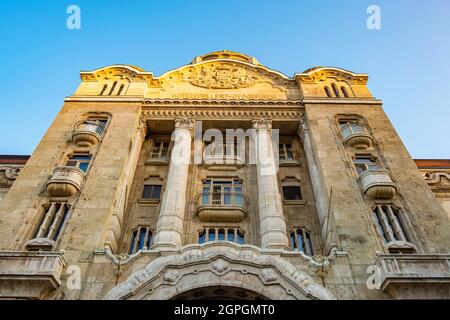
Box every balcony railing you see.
[359,169,397,199]
[195,191,249,222]
[340,122,373,149]
[46,166,84,197]
[72,120,106,146]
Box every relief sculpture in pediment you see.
[188,65,260,89]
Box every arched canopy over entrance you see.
[104,243,336,300]
[170,286,268,300]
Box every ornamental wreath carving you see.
[189,65,259,89]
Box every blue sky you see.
[0,0,449,158]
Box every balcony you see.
[374,254,450,299]
[195,191,249,222]
[340,122,373,149]
[0,251,67,299]
[72,120,105,146]
[46,166,84,197]
[359,169,397,199]
[203,155,245,170]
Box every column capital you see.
[175,118,195,134]
[297,119,309,138]
[252,119,272,130]
[137,114,148,141]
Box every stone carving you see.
[189,65,259,89]
[104,242,336,300]
[0,166,21,187]
[252,119,272,130]
[174,118,195,132]
[211,258,229,274]
[424,172,450,192]
[162,269,179,283]
[143,109,302,121]
[260,268,278,283]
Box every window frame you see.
[129,226,153,254]
[198,227,245,244]
[65,153,92,173]
[353,154,380,175]
[150,140,170,160]
[289,227,314,256]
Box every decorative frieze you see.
[142,109,302,121]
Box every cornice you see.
[302,98,382,105]
[143,99,302,106]
[65,96,145,102]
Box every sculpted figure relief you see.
[189,65,259,89]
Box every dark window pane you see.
[236,230,245,244]
[208,230,216,242]
[146,230,152,248]
[78,162,89,172]
[142,185,161,200]
[150,185,162,199]
[218,229,225,241]
[66,160,78,167]
[129,230,137,254]
[282,186,303,200]
[290,232,296,250]
[297,230,304,253]
[72,155,91,161]
[198,230,206,244]
[138,228,146,250]
[227,230,235,242]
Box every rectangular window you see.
[279,143,294,161]
[282,186,303,201]
[354,156,379,174]
[66,154,92,172]
[290,228,314,256]
[150,141,169,159]
[201,178,242,206]
[141,185,162,200]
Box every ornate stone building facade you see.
[0,51,449,300]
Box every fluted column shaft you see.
[152,118,194,249]
[252,119,289,250]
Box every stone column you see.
[298,120,330,238]
[152,118,194,249]
[252,119,289,250]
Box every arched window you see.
[117,84,125,95]
[108,81,118,95]
[331,83,340,97]
[290,227,314,256]
[99,84,108,95]
[341,86,349,98]
[198,227,245,244]
[324,86,332,97]
[129,226,152,254]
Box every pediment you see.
[148,61,299,100]
[158,60,295,88]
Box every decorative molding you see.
[189,64,259,89]
[252,118,272,130]
[143,99,302,106]
[424,172,450,192]
[174,118,195,134]
[0,165,22,187]
[142,109,303,121]
[103,242,336,300]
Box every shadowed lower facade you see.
[0,51,449,300]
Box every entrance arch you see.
[170,286,268,300]
[104,242,336,300]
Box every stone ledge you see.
[375,254,450,299]
[0,251,67,300]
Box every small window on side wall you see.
[353,155,380,174]
[66,154,92,172]
[290,227,314,256]
[129,227,152,254]
[141,185,162,200]
[282,186,303,201]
